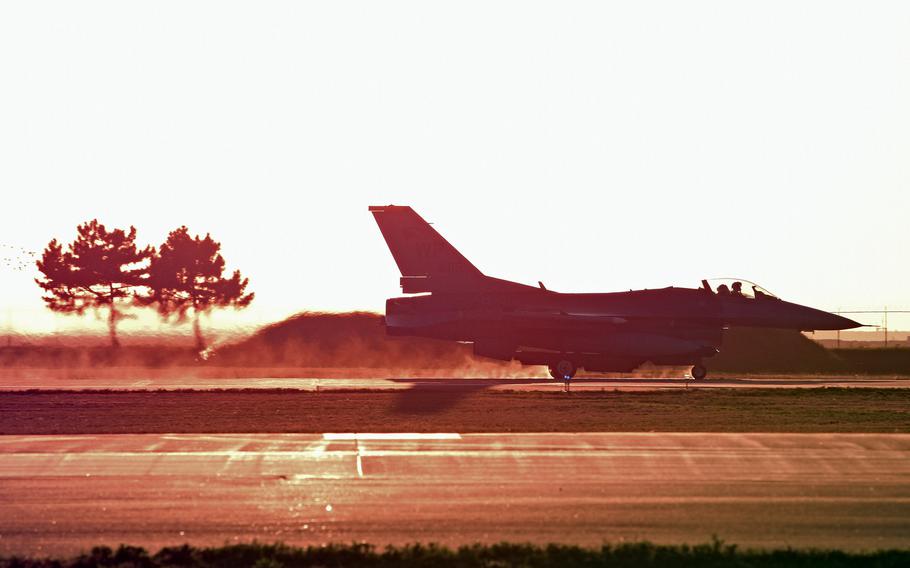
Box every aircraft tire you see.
[690,363,708,380]
[549,359,577,380]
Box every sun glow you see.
[1,2,909,337]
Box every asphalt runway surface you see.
[2,375,909,391]
[1,432,909,555]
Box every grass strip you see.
[1,388,909,434]
[3,540,910,568]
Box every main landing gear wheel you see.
[549,359,577,381]
[690,363,708,380]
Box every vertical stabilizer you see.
[369,205,484,293]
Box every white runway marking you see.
[323,433,462,440]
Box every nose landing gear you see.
[549,359,577,392]
[690,363,708,380]
[548,359,577,381]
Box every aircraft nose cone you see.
[781,303,863,331]
[829,313,862,330]
[804,309,862,331]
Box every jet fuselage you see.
[384,280,857,372]
[369,205,861,377]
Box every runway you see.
[1,432,909,555]
[2,374,909,391]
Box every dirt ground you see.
[2,388,908,434]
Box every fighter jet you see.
[369,205,861,380]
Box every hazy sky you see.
[2,2,909,334]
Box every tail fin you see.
[369,205,484,293]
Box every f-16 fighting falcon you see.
[369,205,861,380]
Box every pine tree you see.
[143,226,253,351]
[35,220,152,348]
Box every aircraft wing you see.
[505,310,629,325]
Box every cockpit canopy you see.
[701,278,779,300]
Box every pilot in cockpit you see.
[716,284,731,296]
[731,281,744,297]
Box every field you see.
[3,387,909,434]
[4,319,910,561]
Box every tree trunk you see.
[108,304,120,349]
[193,311,206,352]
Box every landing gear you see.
[549,359,577,392]
[548,359,577,381]
[690,363,708,380]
